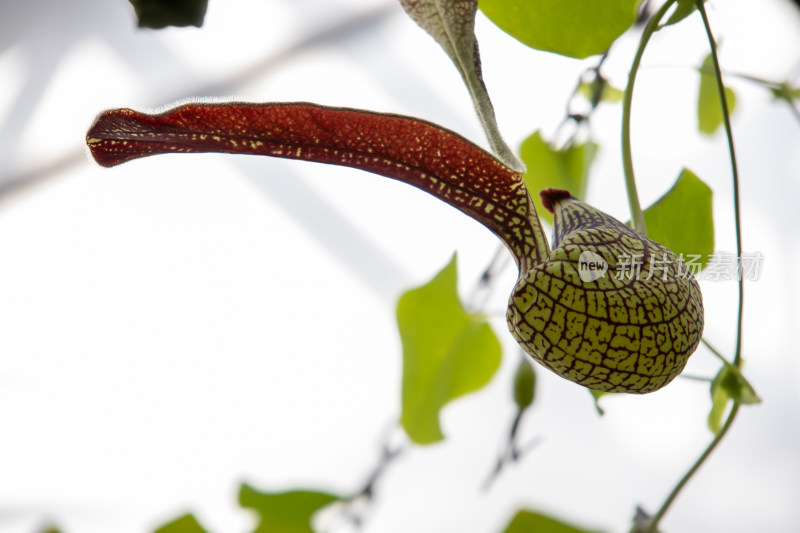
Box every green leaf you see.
[398,254,502,444]
[36,526,64,533]
[503,510,606,533]
[399,0,523,170]
[698,53,737,135]
[589,389,612,416]
[718,363,761,405]
[707,367,730,435]
[769,83,800,102]
[725,372,761,406]
[642,169,714,270]
[478,0,640,59]
[707,363,761,434]
[578,79,625,105]
[238,483,339,533]
[520,131,598,225]
[513,359,536,410]
[128,0,208,29]
[153,514,209,533]
[664,0,700,27]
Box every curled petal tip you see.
[539,188,573,213]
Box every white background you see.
[1,0,799,532]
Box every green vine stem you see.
[621,0,677,235]
[695,0,745,366]
[643,2,746,531]
[643,403,740,533]
[700,337,731,365]
[716,71,800,123]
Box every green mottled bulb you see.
[506,189,704,393]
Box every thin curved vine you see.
[642,2,745,531]
[621,0,677,235]
[694,0,745,366]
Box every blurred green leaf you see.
[504,509,606,533]
[642,169,714,270]
[239,483,339,533]
[578,79,625,105]
[786,87,800,99]
[769,83,800,102]
[707,367,730,435]
[707,363,761,434]
[153,514,209,533]
[478,0,640,58]
[664,0,700,27]
[698,54,737,135]
[520,131,597,225]
[129,0,208,29]
[724,370,761,406]
[513,359,536,410]
[399,0,522,169]
[589,389,612,416]
[36,526,64,533]
[398,254,502,444]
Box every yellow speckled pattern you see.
[507,193,704,393]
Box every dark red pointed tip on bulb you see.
[539,188,573,213]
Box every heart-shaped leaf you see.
[642,168,714,270]
[503,509,606,533]
[398,254,502,444]
[238,483,339,533]
[698,53,737,135]
[153,514,209,533]
[479,0,640,59]
[520,131,598,225]
[399,0,523,170]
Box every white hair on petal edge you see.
[147,94,260,114]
